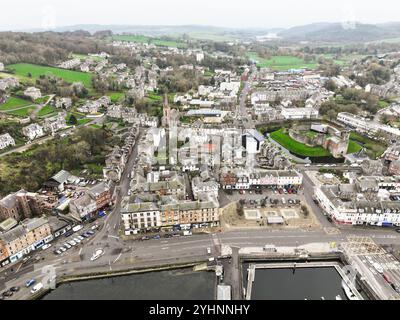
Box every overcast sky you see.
[1,0,400,30]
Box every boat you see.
[342,281,360,300]
[336,295,343,300]
[90,249,104,261]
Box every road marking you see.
[78,248,82,255]
[162,247,169,250]
[113,253,122,264]
[108,235,119,240]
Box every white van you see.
[31,282,43,294]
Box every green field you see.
[347,141,363,154]
[0,97,31,111]
[8,63,93,88]
[107,91,125,103]
[6,106,36,117]
[349,132,387,159]
[38,105,57,117]
[247,52,317,71]
[112,35,187,48]
[270,129,331,157]
[77,118,92,126]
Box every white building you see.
[337,112,400,140]
[121,202,161,235]
[196,52,205,62]
[243,129,265,154]
[43,113,67,135]
[0,133,15,150]
[191,177,219,200]
[24,87,41,101]
[314,184,400,227]
[22,123,44,141]
[281,107,319,120]
[55,98,72,109]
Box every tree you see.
[324,79,338,92]
[68,114,78,125]
[327,109,337,121]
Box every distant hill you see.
[278,22,400,42]
[14,22,400,43]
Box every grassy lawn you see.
[347,140,363,154]
[38,105,57,117]
[112,35,187,48]
[349,132,387,159]
[113,35,149,43]
[147,92,163,102]
[8,63,93,88]
[77,118,92,126]
[152,39,187,48]
[34,96,50,105]
[6,106,36,117]
[0,97,32,111]
[107,91,125,103]
[378,100,390,109]
[270,128,331,157]
[247,52,317,71]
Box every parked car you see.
[25,279,36,288]
[30,283,44,294]
[68,240,77,246]
[10,287,20,292]
[73,238,81,243]
[63,243,72,249]
[41,244,52,251]
[2,291,13,298]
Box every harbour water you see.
[250,267,348,300]
[43,268,216,300]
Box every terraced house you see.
[0,217,52,265]
[121,200,220,235]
